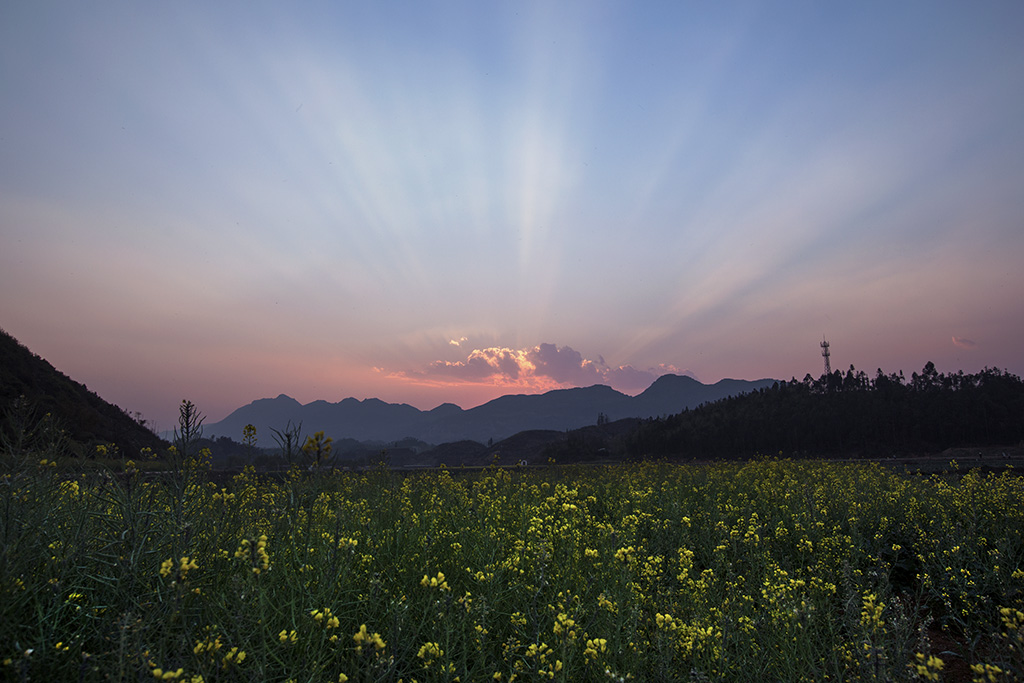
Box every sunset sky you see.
[2,1,1023,434]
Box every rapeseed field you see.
[2,452,1022,681]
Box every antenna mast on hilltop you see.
[820,337,831,376]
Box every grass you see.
[1,452,1023,682]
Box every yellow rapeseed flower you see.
[914,653,944,681]
[417,641,443,663]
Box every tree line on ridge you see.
[545,363,1024,462]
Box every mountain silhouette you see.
[205,376,777,445]
[633,374,779,416]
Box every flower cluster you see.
[352,624,385,655]
[234,535,269,574]
[310,607,339,629]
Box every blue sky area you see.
[2,1,1023,430]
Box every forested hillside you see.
[618,363,1024,459]
[0,328,166,457]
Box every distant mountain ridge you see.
[205,375,778,445]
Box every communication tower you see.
[820,337,831,376]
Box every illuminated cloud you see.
[952,336,977,349]
[422,347,534,383]
[395,343,681,394]
[449,337,468,346]
[527,343,603,384]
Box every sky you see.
[2,1,1023,433]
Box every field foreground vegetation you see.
[2,454,1023,682]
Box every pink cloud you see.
[422,347,533,381]
[527,343,604,384]
[394,343,683,394]
[952,336,977,349]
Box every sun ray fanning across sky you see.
[2,1,1023,425]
